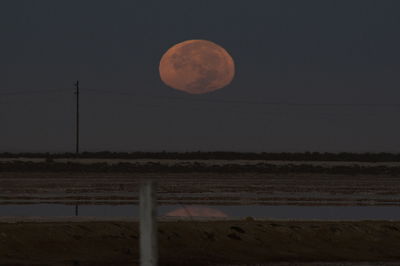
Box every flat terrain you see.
[2,157,400,166]
[1,219,400,266]
[1,171,400,206]
[1,157,400,265]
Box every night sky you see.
[1,0,400,152]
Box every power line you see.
[0,89,70,97]
[84,89,400,108]
[152,97,400,108]
[1,87,400,108]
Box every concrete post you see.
[140,180,158,266]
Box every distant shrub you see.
[245,216,255,222]
[0,161,400,175]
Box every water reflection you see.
[2,204,400,220]
[165,206,228,218]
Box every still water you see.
[1,204,400,220]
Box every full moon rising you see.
[159,40,235,94]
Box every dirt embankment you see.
[1,220,400,266]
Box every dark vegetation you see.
[1,151,400,162]
[1,161,400,175]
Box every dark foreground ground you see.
[1,220,400,266]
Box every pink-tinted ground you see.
[1,172,400,206]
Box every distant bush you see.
[0,161,400,175]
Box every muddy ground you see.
[1,172,400,206]
[1,160,400,265]
[1,220,400,266]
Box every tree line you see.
[0,151,400,162]
[0,161,399,175]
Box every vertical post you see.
[75,204,79,217]
[75,80,80,155]
[140,180,158,266]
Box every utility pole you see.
[75,80,80,155]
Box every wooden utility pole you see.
[140,180,158,266]
[75,80,80,155]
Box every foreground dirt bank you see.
[1,220,400,266]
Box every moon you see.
[159,39,235,94]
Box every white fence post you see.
[140,180,158,266]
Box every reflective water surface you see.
[2,204,400,220]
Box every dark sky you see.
[1,0,400,152]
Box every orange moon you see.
[159,40,235,94]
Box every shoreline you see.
[3,216,400,222]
